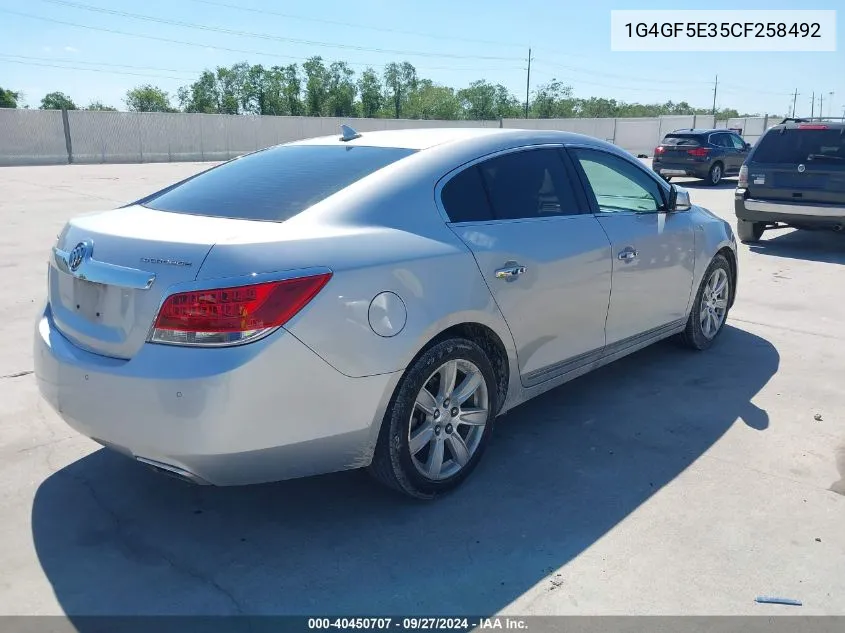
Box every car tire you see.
[707,162,723,186]
[368,338,498,499]
[736,219,765,243]
[680,253,732,351]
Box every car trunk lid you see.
[49,205,246,359]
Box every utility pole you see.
[791,89,799,117]
[524,47,532,119]
[810,91,815,118]
[711,74,718,115]
[828,92,835,117]
[820,92,824,119]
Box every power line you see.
[38,0,521,62]
[532,60,710,87]
[0,10,522,73]
[0,57,192,81]
[0,53,202,75]
[185,0,527,50]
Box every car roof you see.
[771,119,845,130]
[665,128,723,135]
[287,127,615,152]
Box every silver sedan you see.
[34,127,738,499]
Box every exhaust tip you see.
[135,457,209,485]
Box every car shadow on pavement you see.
[32,325,777,619]
[748,229,845,265]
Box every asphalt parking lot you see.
[1,161,844,617]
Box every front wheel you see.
[680,254,732,350]
[368,338,498,499]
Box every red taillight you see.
[799,124,828,130]
[687,148,710,157]
[150,273,332,346]
[654,146,665,155]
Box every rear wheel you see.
[707,162,723,186]
[369,338,497,499]
[680,254,732,351]
[737,219,765,243]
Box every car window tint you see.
[143,145,417,222]
[572,148,664,213]
[662,135,701,147]
[441,166,494,222]
[477,148,581,220]
[711,133,730,148]
[753,128,845,164]
[729,135,747,150]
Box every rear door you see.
[568,147,696,346]
[746,125,845,204]
[711,132,741,173]
[442,146,613,386]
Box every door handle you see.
[618,248,638,261]
[495,265,527,279]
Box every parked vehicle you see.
[653,128,752,186]
[735,118,845,243]
[34,127,738,499]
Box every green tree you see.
[326,61,357,117]
[178,71,218,113]
[530,80,574,118]
[280,64,303,116]
[457,80,519,120]
[303,56,330,116]
[40,91,77,110]
[125,85,173,112]
[0,87,20,108]
[357,68,382,118]
[406,80,461,120]
[383,61,417,118]
[86,101,117,111]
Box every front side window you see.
[143,145,417,222]
[476,148,581,220]
[571,148,665,214]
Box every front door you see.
[568,147,696,346]
[440,147,612,385]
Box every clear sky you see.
[1,0,842,116]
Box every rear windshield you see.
[753,128,845,164]
[143,145,417,221]
[661,135,701,147]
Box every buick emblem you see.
[68,241,91,272]
[797,164,806,173]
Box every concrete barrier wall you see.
[0,109,67,166]
[0,109,776,166]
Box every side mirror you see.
[669,185,692,212]
[744,142,752,150]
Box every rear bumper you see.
[735,196,845,226]
[34,305,400,485]
[653,162,709,178]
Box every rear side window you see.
[753,128,845,164]
[662,135,701,147]
[143,145,417,221]
[477,148,582,220]
[441,166,493,223]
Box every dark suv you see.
[735,118,845,243]
[653,129,751,186]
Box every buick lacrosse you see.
[35,126,737,498]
